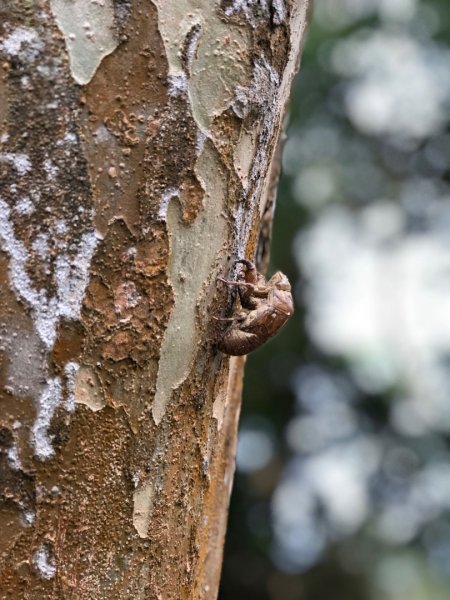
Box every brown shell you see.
[218,269,294,356]
[218,329,261,356]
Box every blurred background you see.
[219,0,450,598]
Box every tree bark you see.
[0,1,310,598]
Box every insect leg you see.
[233,259,255,270]
[212,313,247,322]
[217,277,255,289]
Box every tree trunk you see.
[0,1,310,598]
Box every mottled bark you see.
[0,1,310,598]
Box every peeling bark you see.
[0,1,310,598]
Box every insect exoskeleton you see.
[215,259,294,356]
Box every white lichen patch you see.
[31,233,50,260]
[54,231,99,326]
[133,479,156,539]
[152,147,227,425]
[64,361,79,413]
[196,130,206,155]
[55,219,68,235]
[272,0,287,24]
[32,377,62,460]
[0,153,32,176]
[43,158,59,179]
[63,131,77,144]
[49,0,118,85]
[167,73,188,97]
[0,200,98,349]
[184,23,202,73]
[224,0,285,26]
[158,187,180,221]
[14,196,34,215]
[225,0,268,22]
[0,26,43,62]
[0,199,51,342]
[7,442,23,471]
[33,544,56,580]
[22,508,36,526]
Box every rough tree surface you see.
[0,1,310,598]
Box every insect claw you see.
[217,277,244,287]
[212,316,235,321]
[233,258,255,270]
